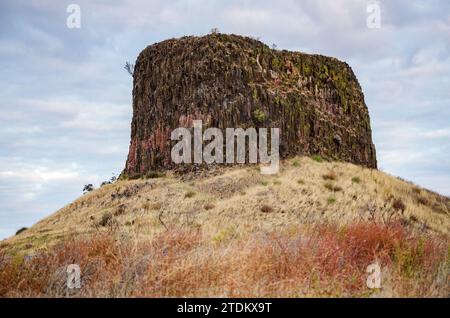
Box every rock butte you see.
[123,33,377,178]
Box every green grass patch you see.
[312,155,323,163]
[351,176,361,184]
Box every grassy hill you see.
[1,156,449,297]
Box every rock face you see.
[124,34,376,177]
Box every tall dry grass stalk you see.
[1,222,448,297]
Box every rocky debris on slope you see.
[124,34,377,177]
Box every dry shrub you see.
[393,199,406,213]
[151,227,201,257]
[184,191,196,198]
[417,196,429,206]
[322,171,337,181]
[352,176,361,184]
[0,223,448,298]
[114,204,126,216]
[260,204,274,213]
[98,212,113,227]
[324,182,342,192]
[0,234,121,297]
[15,227,28,235]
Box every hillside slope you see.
[4,156,449,251]
[1,157,449,297]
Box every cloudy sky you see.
[0,0,449,239]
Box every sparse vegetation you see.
[327,196,336,204]
[312,155,323,162]
[145,171,165,179]
[98,212,113,227]
[352,176,361,184]
[124,61,134,76]
[292,159,300,167]
[101,174,118,187]
[253,108,266,122]
[15,227,27,236]
[1,222,446,297]
[322,171,337,181]
[114,204,126,216]
[260,204,273,213]
[82,184,94,194]
[212,226,237,243]
[324,182,342,192]
[393,199,406,213]
[150,202,162,210]
[417,196,429,205]
[184,191,196,198]
[2,156,449,298]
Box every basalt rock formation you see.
[124,34,377,177]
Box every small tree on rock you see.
[124,61,134,77]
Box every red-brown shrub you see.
[0,223,447,297]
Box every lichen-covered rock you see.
[124,34,376,177]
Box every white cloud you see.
[16,98,130,131]
[224,8,271,26]
[0,164,80,183]
[423,128,450,139]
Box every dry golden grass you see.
[3,156,449,255]
[0,222,448,297]
[1,156,449,297]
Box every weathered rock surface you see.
[124,34,376,177]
